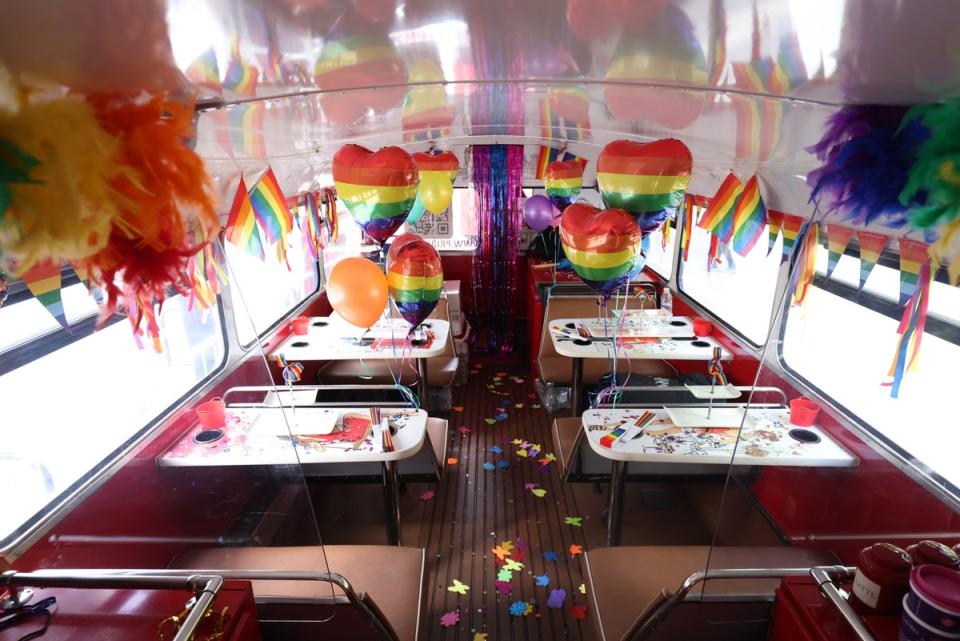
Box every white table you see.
[158,406,427,545]
[270,314,450,412]
[581,407,858,545]
[548,317,731,415]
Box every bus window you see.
[644,220,677,280]
[679,218,783,345]
[781,250,960,490]
[0,289,226,547]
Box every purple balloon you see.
[524,195,554,232]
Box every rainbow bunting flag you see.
[225,176,265,260]
[825,224,855,278]
[680,196,694,262]
[855,231,890,289]
[698,172,743,242]
[767,210,784,256]
[731,175,767,256]
[661,218,671,250]
[228,103,266,157]
[707,0,727,86]
[535,146,565,181]
[22,259,67,328]
[791,223,818,307]
[185,48,222,93]
[897,239,931,307]
[222,35,258,97]
[304,191,322,259]
[250,168,294,248]
[885,260,932,398]
[780,214,805,263]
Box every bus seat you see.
[551,416,611,479]
[584,545,836,641]
[536,295,674,386]
[170,545,426,641]
[398,417,448,480]
[317,299,459,388]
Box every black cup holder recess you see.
[691,340,711,348]
[788,428,821,444]
[421,322,432,329]
[565,322,577,330]
[573,338,592,346]
[672,336,695,341]
[670,320,687,327]
[410,338,428,346]
[194,429,224,444]
[311,320,329,327]
[291,341,309,348]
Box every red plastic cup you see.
[789,396,820,426]
[292,317,309,335]
[196,398,226,428]
[693,318,713,336]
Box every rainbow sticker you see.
[559,203,644,296]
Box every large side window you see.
[0,286,226,547]
[644,220,677,280]
[781,247,960,491]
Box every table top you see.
[158,406,427,467]
[549,317,730,361]
[270,315,449,361]
[581,407,857,467]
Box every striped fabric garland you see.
[559,203,644,295]
[825,224,854,278]
[855,231,890,289]
[731,175,767,256]
[544,159,585,210]
[680,195,695,262]
[597,139,693,217]
[698,172,742,241]
[249,167,294,251]
[767,210,784,256]
[791,223,818,307]
[225,176,264,260]
[22,259,67,328]
[897,239,931,306]
[780,214,806,263]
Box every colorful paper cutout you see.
[448,579,469,594]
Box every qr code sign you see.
[411,208,452,238]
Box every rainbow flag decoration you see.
[535,146,564,181]
[791,223,818,307]
[856,231,890,289]
[22,259,67,327]
[661,218,672,250]
[680,196,695,262]
[185,48,221,93]
[707,0,728,86]
[402,59,455,141]
[597,139,693,217]
[228,103,266,157]
[825,224,854,278]
[559,203,644,295]
[249,168,293,256]
[731,175,767,256]
[386,234,444,328]
[545,159,585,211]
[698,172,742,241]
[222,36,258,97]
[304,191,323,257]
[225,176,264,260]
[885,260,931,398]
[767,210,784,256]
[780,214,805,264]
[897,239,931,306]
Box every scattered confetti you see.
[547,589,566,608]
[420,491,435,501]
[516,537,528,550]
[543,551,558,562]
[452,406,464,412]
[523,483,538,491]
[495,413,508,421]
[535,574,550,587]
[570,544,584,556]
[503,558,523,572]
[484,418,497,425]
[497,569,513,582]
[495,580,513,595]
[579,583,587,594]
[511,438,523,445]
[492,376,502,382]
[447,457,458,465]
[544,453,556,462]
[492,545,512,560]
[565,516,583,527]
[474,633,488,641]
[568,605,588,620]
[512,548,527,562]
[499,541,514,552]
[448,579,470,595]
[516,449,529,458]
[440,611,460,627]
[489,445,503,454]
[528,393,537,399]
[529,447,540,457]
[514,403,524,409]
[458,426,471,435]
[496,461,510,469]
[496,371,508,377]
[509,601,529,617]
[531,488,547,498]
[531,403,542,409]
[483,462,495,471]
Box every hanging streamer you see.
[885,261,932,398]
[855,230,890,289]
[731,175,767,256]
[897,239,931,306]
[791,223,818,307]
[680,196,694,262]
[825,224,854,278]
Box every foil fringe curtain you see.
[470,145,524,354]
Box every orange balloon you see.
[326,257,388,328]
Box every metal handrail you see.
[222,385,411,408]
[810,566,877,641]
[23,568,398,641]
[597,385,788,409]
[2,570,223,641]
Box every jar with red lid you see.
[850,542,913,614]
[906,541,960,570]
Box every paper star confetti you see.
[448,580,469,595]
[579,583,587,594]
[503,558,523,572]
[473,633,488,641]
[497,569,513,582]
[490,445,503,454]
[459,426,471,435]
[516,449,529,458]
[547,589,566,608]
[420,491,435,501]
[531,488,547,498]
[570,544,584,556]
[440,611,460,627]
[493,545,512,560]
[535,574,550,587]
[568,605,588,620]
[565,516,583,527]
[543,551,558,562]
[509,601,529,617]
[495,580,512,594]
[483,462,495,471]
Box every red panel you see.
[770,577,899,641]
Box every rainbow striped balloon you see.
[597,139,692,234]
[386,233,443,328]
[333,145,418,247]
[315,35,407,125]
[544,159,585,211]
[559,204,644,296]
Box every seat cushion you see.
[551,417,582,477]
[318,357,459,388]
[585,545,836,641]
[170,545,425,641]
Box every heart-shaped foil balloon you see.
[544,159,585,211]
[559,203,645,296]
[332,144,418,247]
[386,232,443,328]
[596,138,692,234]
[314,34,407,125]
[412,150,458,215]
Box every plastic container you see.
[292,317,310,335]
[907,541,960,570]
[196,398,226,428]
[850,542,913,614]
[659,288,673,318]
[905,565,960,633]
[789,396,821,426]
[692,318,712,336]
[902,594,960,641]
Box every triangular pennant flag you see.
[767,210,784,256]
[897,239,931,307]
[22,259,67,328]
[791,223,818,307]
[222,35,258,97]
[698,173,743,241]
[780,214,805,263]
[825,224,854,278]
[731,175,767,256]
[185,47,222,93]
[856,231,890,289]
[225,176,265,260]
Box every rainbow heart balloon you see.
[314,35,407,125]
[413,150,459,215]
[597,138,692,234]
[545,159,585,211]
[559,203,644,296]
[333,144,418,247]
[386,233,443,328]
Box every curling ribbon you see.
[884,260,932,398]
